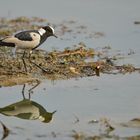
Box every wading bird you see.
[0,25,57,72]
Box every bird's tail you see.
[0,108,3,113]
[0,39,15,47]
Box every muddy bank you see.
[0,17,139,87]
[0,44,139,87]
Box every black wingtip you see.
[0,41,15,47]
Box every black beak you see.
[53,34,58,38]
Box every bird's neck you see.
[38,28,46,36]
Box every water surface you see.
[0,0,140,139]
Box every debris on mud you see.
[70,117,140,140]
[0,44,139,87]
[0,17,140,87]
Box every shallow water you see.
[0,0,140,139]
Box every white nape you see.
[38,28,46,36]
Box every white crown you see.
[48,25,55,34]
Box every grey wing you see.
[15,31,33,41]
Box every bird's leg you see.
[28,50,32,60]
[28,80,40,93]
[30,60,47,72]
[28,80,40,100]
[22,84,26,99]
[11,47,16,58]
[22,51,28,72]
[29,50,47,72]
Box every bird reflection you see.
[0,83,56,123]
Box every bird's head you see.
[39,110,57,123]
[41,26,57,38]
